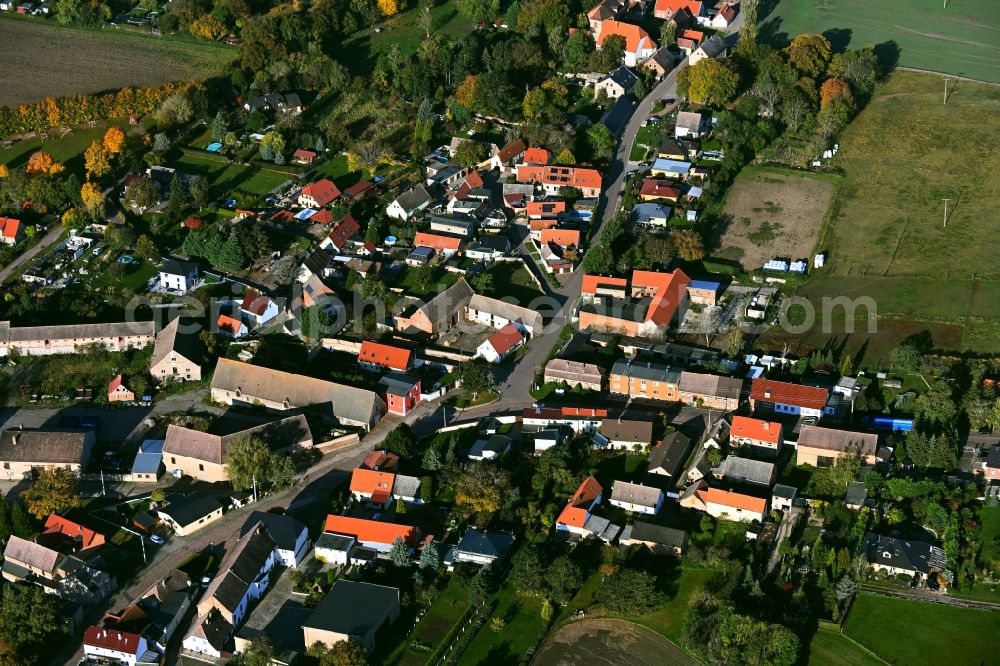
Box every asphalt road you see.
[0,224,62,284]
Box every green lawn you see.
[0,119,137,173]
[168,152,300,197]
[385,577,469,666]
[808,627,885,666]
[339,3,477,74]
[311,153,370,190]
[771,71,1000,360]
[843,593,1000,664]
[459,586,547,666]
[631,122,666,161]
[761,0,1000,83]
[977,505,1000,569]
[481,261,546,307]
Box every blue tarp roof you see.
[652,158,691,174]
[131,439,164,476]
[689,280,720,291]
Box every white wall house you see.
[159,259,199,294]
[609,481,664,516]
[83,628,150,666]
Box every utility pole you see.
[252,475,258,503]
[943,198,951,227]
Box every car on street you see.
[149,534,165,545]
[664,98,675,105]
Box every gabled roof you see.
[540,228,581,248]
[358,341,413,371]
[350,467,396,497]
[3,535,61,573]
[797,425,879,457]
[485,323,524,356]
[731,416,782,445]
[239,512,306,553]
[392,474,421,499]
[217,314,244,336]
[717,456,775,486]
[324,515,417,546]
[0,217,21,241]
[161,257,197,277]
[863,533,947,575]
[343,180,373,198]
[639,179,681,199]
[596,20,657,54]
[150,317,202,371]
[188,609,231,651]
[603,66,638,90]
[610,481,662,508]
[582,274,629,294]
[522,147,552,165]
[526,199,567,218]
[240,289,274,317]
[378,372,420,397]
[83,626,142,655]
[655,0,703,16]
[108,373,129,396]
[43,514,105,550]
[324,215,360,251]
[495,139,527,164]
[392,184,431,212]
[0,428,90,464]
[415,231,462,251]
[600,418,653,445]
[300,179,341,207]
[697,487,767,513]
[163,414,311,465]
[750,379,830,410]
[678,371,744,400]
[201,523,276,614]
[293,148,316,160]
[539,166,602,190]
[456,528,515,559]
[557,476,603,528]
[622,521,688,549]
[696,34,727,58]
[648,431,691,477]
[611,359,680,384]
[361,450,399,471]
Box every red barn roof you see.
[358,341,413,371]
[486,323,525,357]
[750,379,829,410]
[300,179,341,207]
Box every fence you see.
[313,433,361,454]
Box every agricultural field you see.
[768,71,1000,360]
[843,593,1000,664]
[807,627,884,666]
[714,168,835,271]
[533,619,696,666]
[761,0,1000,83]
[0,19,234,108]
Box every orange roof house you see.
[41,514,106,552]
[299,179,341,208]
[698,486,768,514]
[581,274,629,296]
[323,215,360,251]
[750,379,830,413]
[361,450,399,471]
[654,0,704,20]
[323,514,418,547]
[107,374,135,402]
[349,468,396,505]
[526,200,566,219]
[579,269,691,336]
[414,231,462,253]
[358,341,414,372]
[540,228,581,249]
[556,476,603,530]
[521,147,552,165]
[730,416,783,446]
[595,20,657,64]
[216,314,246,338]
[0,217,22,245]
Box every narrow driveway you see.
[0,224,62,284]
[766,506,801,576]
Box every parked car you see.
[149,534,165,545]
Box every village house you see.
[658,137,700,161]
[302,581,400,651]
[730,415,784,456]
[40,514,105,555]
[516,165,603,198]
[298,179,341,208]
[771,484,798,512]
[594,20,658,66]
[601,418,654,450]
[610,359,681,401]
[488,139,527,170]
[101,569,194,654]
[239,512,311,568]
[639,179,682,203]
[156,493,223,537]
[595,66,638,99]
[429,215,477,237]
[711,1,737,28]
[716,456,777,488]
[386,185,432,221]
[446,528,515,568]
[689,33,727,66]
[350,466,395,508]
[127,439,164,483]
[632,202,672,227]
[0,428,95,480]
[476,322,526,363]
[543,358,605,391]
[162,414,312,483]
[647,432,692,480]
[674,110,705,139]
[323,515,418,553]
[609,481,664,515]
[318,215,360,254]
[83,627,155,666]
[0,320,155,357]
[468,434,512,461]
[579,269,691,337]
[862,533,947,582]
[522,406,608,433]
[292,148,317,164]
[680,482,769,523]
[107,374,135,402]
[394,278,475,337]
[796,425,879,467]
[619,521,688,555]
[465,235,512,261]
[653,0,703,21]
[183,524,277,657]
[414,231,463,257]
[0,217,23,245]
[1,536,113,603]
[243,92,302,114]
[678,371,743,410]
[651,158,692,180]
[643,48,677,78]
[314,533,356,566]
[982,445,1000,482]
[240,289,279,327]
[556,476,604,536]
[150,318,202,382]
[216,314,248,339]
[379,373,422,417]
[358,340,414,372]
[750,378,834,417]
[210,358,385,430]
[159,258,199,294]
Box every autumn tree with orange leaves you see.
[84,141,112,180]
[25,151,64,176]
[102,127,126,154]
[820,78,853,109]
[377,0,401,15]
[81,182,105,212]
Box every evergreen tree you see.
[274,152,286,165]
[0,493,11,544]
[315,137,326,152]
[419,543,440,571]
[211,110,229,143]
[217,231,246,272]
[422,445,442,471]
[389,536,410,567]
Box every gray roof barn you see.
[0,428,93,464]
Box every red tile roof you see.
[241,288,272,316]
[293,148,317,161]
[522,148,552,165]
[581,274,629,294]
[325,215,360,250]
[324,514,417,546]
[0,217,21,242]
[562,407,608,417]
[730,416,782,445]
[750,379,830,410]
[529,218,559,232]
[540,228,581,248]
[486,323,525,356]
[350,467,396,497]
[635,269,691,326]
[682,29,704,42]
[361,450,399,471]
[343,180,373,198]
[217,314,244,336]
[43,514,105,549]
[310,209,334,225]
[557,476,603,528]
[526,200,566,218]
[655,0,704,17]
[596,20,657,54]
[107,374,126,397]
[358,341,413,371]
[496,139,527,164]
[640,179,681,200]
[698,487,767,513]
[539,166,602,191]
[83,626,142,655]
[415,231,461,252]
[301,178,341,207]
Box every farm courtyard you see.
[715,168,835,271]
[761,0,1000,84]
[0,20,234,108]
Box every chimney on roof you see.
[764,387,772,399]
